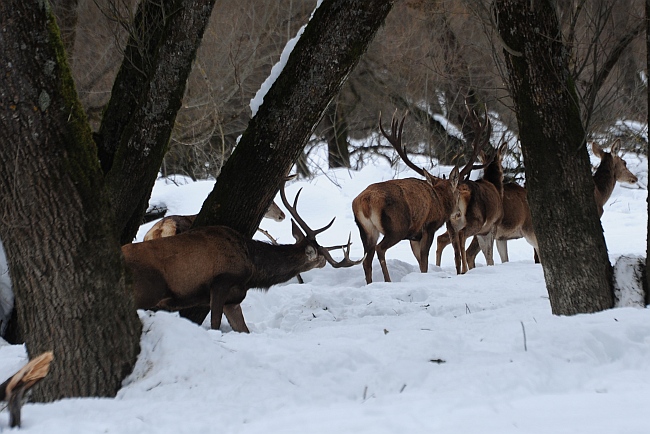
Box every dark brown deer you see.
[466,139,637,266]
[143,201,285,241]
[352,111,480,284]
[435,108,504,274]
[123,182,361,332]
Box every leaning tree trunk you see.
[97,0,216,245]
[195,0,394,237]
[180,0,393,325]
[0,2,141,400]
[494,0,614,315]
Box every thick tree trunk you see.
[494,0,614,315]
[98,0,216,245]
[195,0,394,237]
[0,2,141,400]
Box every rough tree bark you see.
[194,0,394,237]
[494,0,614,315]
[0,2,141,400]
[97,0,217,245]
[646,0,650,306]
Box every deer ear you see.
[610,138,621,154]
[291,220,305,242]
[423,169,437,186]
[448,166,460,189]
[591,142,605,159]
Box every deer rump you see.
[143,202,285,242]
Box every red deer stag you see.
[465,139,638,266]
[352,112,470,284]
[123,182,361,332]
[435,108,504,274]
[143,201,285,241]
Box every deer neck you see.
[434,182,460,216]
[246,240,313,289]
[481,160,504,195]
[593,154,616,207]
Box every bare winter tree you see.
[494,0,614,315]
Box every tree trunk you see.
[494,0,614,315]
[0,2,141,400]
[194,0,394,238]
[324,101,352,169]
[646,0,650,306]
[98,0,217,245]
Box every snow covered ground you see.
[0,146,648,433]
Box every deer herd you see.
[123,105,638,332]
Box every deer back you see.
[497,183,533,240]
[353,177,457,240]
[123,225,327,310]
[125,226,252,307]
[143,201,286,242]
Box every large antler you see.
[379,110,430,178]
[459,101,493,180]
[280,178,362,268]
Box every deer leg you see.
[362,248,376,284]
[223,303,250,333]
[466,236,480,269]
[435,231,451,266]
[209,288,227,330]
[355,221,378,284]
[496,239,509,263]
[476,230,496,267]
[376,233,403,282]
[459,230,469,274]
[409,240,427,273]
[449,230,463,275]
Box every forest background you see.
[66,0,647,180]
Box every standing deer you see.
[123,181,361,332]
[465,139,637,265]
[592,139,638,216]
[352,111,488,284]
[144,201,285,241]
[435,107,504,274]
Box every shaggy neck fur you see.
[246,240,315,289]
